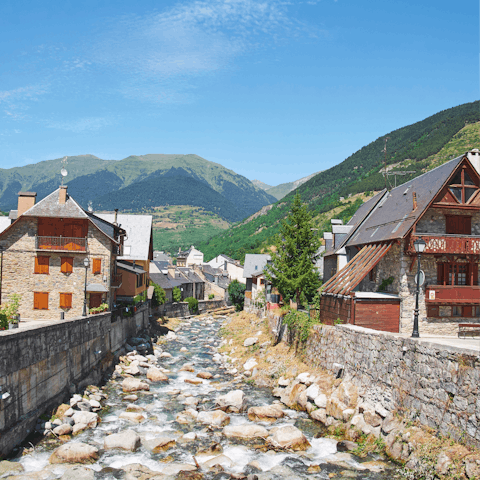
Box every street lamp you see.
[412,237,426,338]
[82,257,90,316]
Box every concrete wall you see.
[0,304,149,457]
[303,323,480,446]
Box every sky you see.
[0,0,478,186]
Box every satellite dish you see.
[61,168,68,177]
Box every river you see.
[13,312,399,479]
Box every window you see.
[452,306,462,317]
[446,167,480,204]
[437,261,477,286]
[34,256,49,274]
[476,306,480,317]
[92,258,102,274]
[34,292,49,310]
[61,257,73,274]
[59,293,72,309]
[446,215,471,235]
[137,274,144,288]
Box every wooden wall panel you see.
[354,300,400,333]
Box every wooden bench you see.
[458,323,480,338]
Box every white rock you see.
[305,384,320,401]
[243,337,258,347]
[243,358,257,371]
[296,372,312,385]
[278,377,290,387]
[375,403,389,418]
[104,429,141,451]
[314,394,327,409]
[216,390,247,413]
[72,412,98,428]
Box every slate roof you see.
[243,254,271,278]
[153,251,171,262]
[150,273,175,290]
[219,254,237,264]
[153,261,170,272]
[117,260,147,275]
[202,264,223,276]
[97,213,152,261]
[345,155,465,247]
[178,267,204,284]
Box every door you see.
[89,293,103,309]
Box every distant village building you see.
[243,254,271,305]
[0,187,125,318]
[176,246,204,267]
[153,250,171,263]
[206,254,245,284]
[320,150,480,336]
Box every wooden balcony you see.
[407,234,480,255]
[111,273,123,288]
[426,285,480,304]
[35,236,88,252]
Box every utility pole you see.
[383,137,390,190]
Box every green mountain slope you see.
[252,179,272,190]
[0,154,276,219]
[266,172,321,200]
[198,100,480,262]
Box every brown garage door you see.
[354,300,400,333]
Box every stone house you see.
[206,254,245,284]
[96,213,153,302]
[0,187,125,319]
[320,149,480,335]
[243,254,271,305]
[176,246,204,267]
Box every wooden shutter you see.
[35,256,49,274]
[446,215,472,234]
[427,306,439,317]
[463,305,473,317]
[437,263,445,285]
[60,293,72,309]
[34,292,48,310]
[61,257,73,274]
[92,258,101,274]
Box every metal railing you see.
[36,236,87,252]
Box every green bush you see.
[173,287,182,303]
[283,309,317,344]
[185,296,199,313]
[228,280,246,311]
[89,303,109,314]
[0,313,8,330]
[208,293,215,300]
[151,282,166,306]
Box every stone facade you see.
[0,217,115,320]
[0,304,149,457]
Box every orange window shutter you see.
[93,258,101,274]
[35,257,49,274]
[61,257,73,273]
[42,293,48,310]
[34,293,39,309]
[60,293,72,309]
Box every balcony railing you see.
[111,273,123,288]
[35,236,87,252]
[407,234,480,255]
[426,285,480,304]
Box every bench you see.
[458,323,480,338]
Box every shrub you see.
[228,280,246,311]
[89,303,109,314]
[208,293,215,300]
[1,293,21,322]
[0,313,8,330]
[173,287,182,303]
[151,282,166,306]
[185,296,198,313]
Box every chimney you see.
[114,208,118,226]
[413,191,417,210]
[467,149,480,175]
[59,186,67,205]
[168,265,176,278]
[17,192,37,217]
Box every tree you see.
[228,280,246,311]
[265,193,321,305]
[151,282,166,307]
[173,287,182,303]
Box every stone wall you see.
[302,322,480,446]
[416,207,480,235]
[0,217,114,320]
[155,299,226,318]
[0,304,149,457]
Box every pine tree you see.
[265,193,321,305]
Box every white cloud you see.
[46,116,113,133]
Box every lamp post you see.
[412,237,426,338]
[82,257,90,316]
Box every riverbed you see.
[13,313,398,479]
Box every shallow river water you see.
[16,314,399,479]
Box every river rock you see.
[104,429,141,451]
[146,367,169,383]
[176,408,199,424]
[223,424,269,439]
[216,389,247,413]
[184,396,200,407]
[161,463,197,475]
[305,383,321,401]
[72,411,98,428]
[123,394,138,402]
[243,337,258,347]
[60,465,95,480]
[126,403,144,413]
[278,377,290,387]
[197,372,213,379]
[310,408,327,424]
[202,454,234,468]
[243,358,257,371]
[143,435,176,453]
[267,425,311,451]
[197,410,230,427]
[314,394,327,409]
[248,404,285,422]
[0,461,24,476]
[296,372,313,385]
[72,423,88,435]
[180,364,195,372]
[53,424,73,436]
[49,443,99,464]
[122,378,150,393]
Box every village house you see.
[206,254,245,283]
[243,253,271,306]
[0,187,125,319]
[96,213,153,303]
[176,246,204,267]
[320,149,480,336]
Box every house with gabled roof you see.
[243,254,271,305]
[176,246,204,267]
[206,254,245,283]
[320,149,480,335]
[0,186,125,319]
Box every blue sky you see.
[0,0,478,186]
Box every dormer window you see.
[448,167,479,204]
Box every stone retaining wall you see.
[155,299,226,318]
[303,323,480,446]
[0,304,149,457]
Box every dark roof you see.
[166,274,183,288]
[153,261,170,271]
[177,247,192,258]
[117,261,147,275]
[87,212,117,240]
[346,155,465,247]
[219,254,237,264]
[178,267,204,284]
[202,264,223,276]
[150,273,174,290]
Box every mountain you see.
[0,154,276,221]
[266,172,322,200]
[198,100,480,262]
[252,179,272,190]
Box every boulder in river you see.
[104,429,141,452]
[146,367,169,383]
[53,424,73,436]
[248,404,285,423]
[197,410,231,427]
[267,425,311,451]
[60,465,95,480]
[223,424,269,439]
[176,408,199,424]
[142,435,176,453]
[197,372,213,379]
[216,389,247,413]
[49,443,99,464]
[122,377,150,393]
[0,461,24,476]
[72,411,99,429]
[119,412,146,423]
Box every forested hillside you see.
[198,101,480,262]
